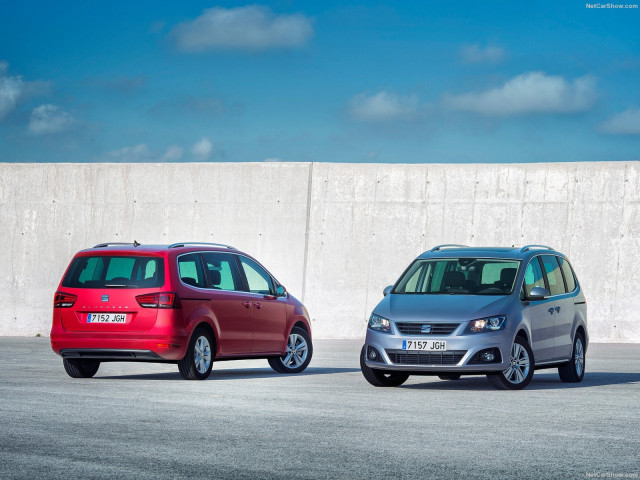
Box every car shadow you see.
[97,366,361,381]
[400,371,640,390]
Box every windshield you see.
[62,255,164,288]
[393,258,520,295]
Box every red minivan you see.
[51,242,313,380]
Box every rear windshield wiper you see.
[105,284,138,288]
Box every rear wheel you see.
[360,346,409,387]
[268,327,313,374]
[487,336,534,390]
[438,374,461,381]
[558,332,585,383]
[63,358,100,378]
[178,328,214,380]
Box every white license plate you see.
[87,313,127,324]
[402,340,447,351]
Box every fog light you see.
[481,352,495,362]
[369,349,378,360]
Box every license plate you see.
[87,313,127,324]
[402,340,447,351]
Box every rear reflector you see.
[136,292,179,309]
[54,292,77,308]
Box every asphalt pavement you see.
[0,338,638,480]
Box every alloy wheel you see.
[194,335,212,374]
[503,341,531,384]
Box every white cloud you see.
[460,44,506,64]
[162,145,184,161]
[444,72,597,116]
[0,62,24,120]
[348,90,420,122]
[107,143,152,162]
[599,108,640,135]
[29,104,75,134]
[192,137,214,158]
[170,6,313,52]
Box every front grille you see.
[395,322,460,335]
[385,349,466,365]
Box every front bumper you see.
[363,327,512,373]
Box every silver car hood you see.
[374,294,513,323]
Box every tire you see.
[558,332,586,383]
[487,336,535,390]
[268,327,313,374]
[438,374,461,381]
[360,345,409,387]
[178,327,214,380]
[63,358,100,378]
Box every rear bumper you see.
[50,332,188,361]
[59,349,166,362]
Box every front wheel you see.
[178,327,214,380]
[487,336,535,390]
[360,346,409,387]
[63,358,100,378]
[558,332,585,383]
[268,327,313,374]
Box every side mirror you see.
[528,286,550,300]
[383,285,393,297]
[276,285,287,297]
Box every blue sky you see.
[1,1,639,163]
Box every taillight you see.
[54,292,77,308]
[136,292,179,309]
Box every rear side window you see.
[540,255,566,296]
[523,258,546,297]
[202,252,242,291]
[557,257,577,292]
[178,254,205,288]
[62,256,164,288]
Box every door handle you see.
[243,301,252,308]
[555,306,561,312]
[548,308,554,314]
[254,302,262,309]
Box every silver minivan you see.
[360,245,588,390]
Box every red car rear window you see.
[62,255,164,289]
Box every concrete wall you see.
[1,161,638,342]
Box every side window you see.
[202,252,241,291]
[557,257,577,292]
[523,258,546,297]
[239,257,274,295]
[178,253,205,288]
[540,255,566,296]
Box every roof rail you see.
[168,242,236,250]
[94,241,141,248]
[520,244,553,253]
[430,244,468,252]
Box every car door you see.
[195,252,253,356]
[540,255,575,361]
[237,255,287,354]
[522,256,556,363]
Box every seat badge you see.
[101,295,109,302]
[421,324,432,334]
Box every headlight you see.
[465,315,506,333]
[368,314,391,333]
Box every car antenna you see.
[133,240,140,247]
